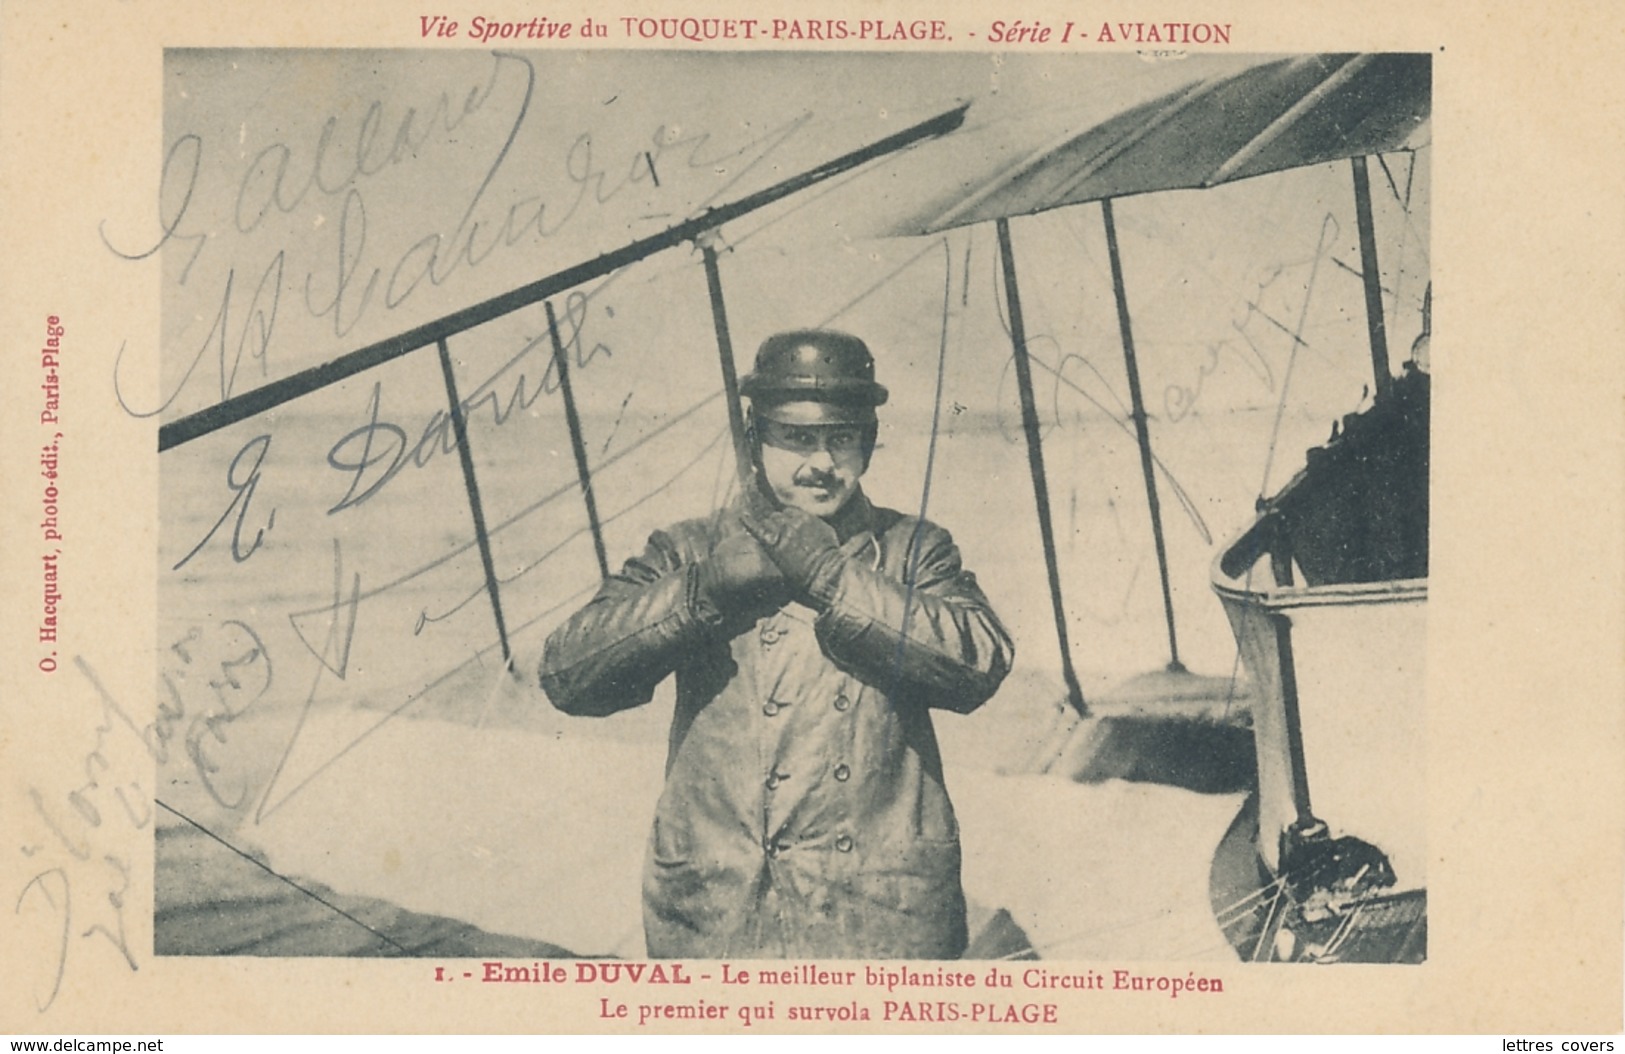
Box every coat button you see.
[762,701,780,717]
[835,834,854,853]
[833,764,850,782]
[766,770,788,790]
[834,695,851,712]
[760,627,781,645]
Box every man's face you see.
[755,416,869,519]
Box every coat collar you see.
[827,486,878,544]
[830,488,883,569]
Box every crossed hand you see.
[694,475,844,620]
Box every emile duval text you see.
[430,960,1227,1027]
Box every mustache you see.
[792,466,841,487]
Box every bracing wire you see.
[1256,212,1338,501]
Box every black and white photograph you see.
[1,0,1620,1038]
[148,47,1430,965]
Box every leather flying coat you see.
[540,490,1013,959]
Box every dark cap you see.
[740,330,889,425]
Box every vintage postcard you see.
[2,0,1620,1036]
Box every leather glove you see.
[738,502,844,608]
[693,532,788,623]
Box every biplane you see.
[153,49,1429,963]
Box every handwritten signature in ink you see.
[110,51,813,425]
[15,625,275,1014]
